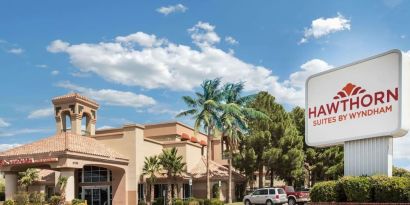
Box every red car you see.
[279,186,310,205]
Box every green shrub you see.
[197,198,204,205]
[49,195,61,205]
[174,198,183,205]
[212,184,220,199]
[139,200,147,205]
[203,199,211,205]
[72,198,87,205]
[335,178,347,202]
[371,176,410,202]
[153,197,164,205]
[29,192,45,205]
[4,199,15,205]
[210,198,223,205]
[0,192,5,202]
[340,176,372,202]
[310,181,337,202]
[13,192,29,205]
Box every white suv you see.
[243,188,288,205]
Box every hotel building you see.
[0,93,245,205]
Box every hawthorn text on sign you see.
[0,157,59,167]
[305,50,410,147]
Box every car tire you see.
[288,198,296,205]
[245,199,252,205]
[266,200,273,205]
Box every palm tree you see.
[220,82,267,203]
[159,147,186,205]
[18,168,39,191]
[143,156,161,205]
[177,78,223,199]
[57,176,68,205]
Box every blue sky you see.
[0,0,410,169]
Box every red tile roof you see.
[189,157,244,179]
[181,133,190,140]
[0,132,128,161]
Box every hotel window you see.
[78,166,112,183]
[138,184,145,201]
[183,183,191,199]
[154,184,167,199]
[46,186,55,200]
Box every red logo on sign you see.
[333,83,366,100]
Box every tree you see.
[143,156,161,205]
[393,166,410,177]
[177,78,223,199]
[246,92,287,187]
[159,147,186,205]
[219,82,266,203]
[290,107,344,186]
[57,176,68,205]
[18,168,39,191]
[273,114,304,185]
[233,140,257,190]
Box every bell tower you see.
[52,93,99,136]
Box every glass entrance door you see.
[82,186,110,205]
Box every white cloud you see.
[0,128,53,137]
[394,134,410,160]
[56,81,156,108]
[47,40,70,53]
[300,13,351,44]
[36,64,48,68]
[28,108,54,119]
[0,143,22,151]
[156,4,188,15]
[115,32,167,47]
[51,70,59,75]
[404,50,410,58]
[286,59,333,88]
[0,118,10,128]
[189,21,221,47]
[8,48,24,54]
[48,21,332,106]
[225,36,238,45]
[98,125,114,130]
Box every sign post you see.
[305,50,410,176]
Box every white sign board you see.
[306,50,410,147]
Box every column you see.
[178,183,183,199]
[60,169,76,202]
[344,136,393,176]
[5,172,18,200]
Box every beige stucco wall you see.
[144,122,208,143]
[185,144,203,171]
[211,140,228,166]
[94,124,144,205]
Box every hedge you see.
[310,181,338,202]
[310,176,410,203]
[372,176,410,202]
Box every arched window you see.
[81,113,91,136]
[62,111,72,132]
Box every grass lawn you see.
[225,202,243,205]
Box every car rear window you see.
[277,188,285,194]
[285,186,295,192]
[269,189,275,195]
